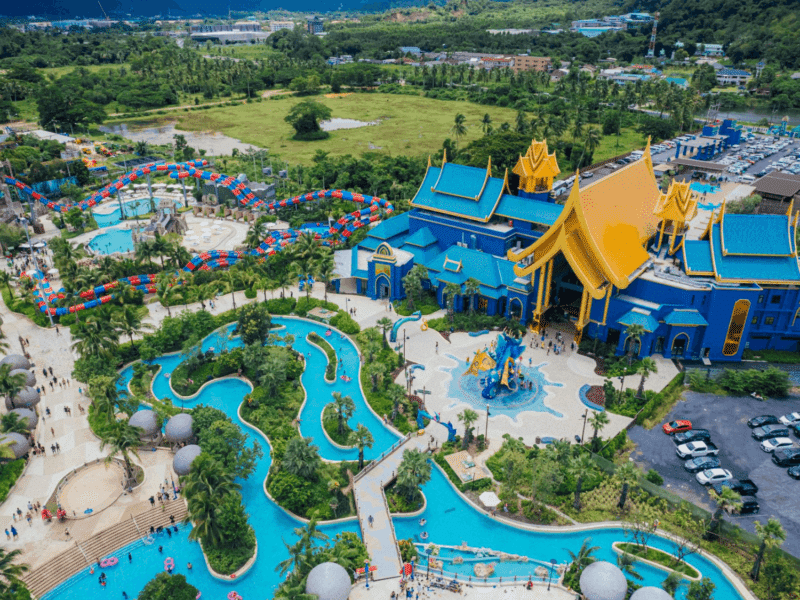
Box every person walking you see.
[10,526,18,540]
[4,529,9,540]
[55,442,60,453]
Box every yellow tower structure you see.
[653,180,698,255]
[513,139,561,194]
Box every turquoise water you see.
[44,318,746,600]
[92,197,178,228]
[691,183,720,194]
[88,228,135,255]
[441,354,563,420]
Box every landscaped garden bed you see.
[615,542,700,579]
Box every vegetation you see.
[308,331,337,381]
[0,546,30,600]
[616,542,700,579]
[0,459,25,503]
[137,573,198,600]
[191,405,262,480]
[688,368,791,398]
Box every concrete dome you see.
[305,562,352,600]
[630,587,675,600]
[9,408,37,430]
[0,432,30,459]
[128,409,159,436]
[9,369,35,387]
[580,561,628,600]
[7,386,40,410]
[173,444,202,476]
[165,413,194,442]
[1,355,31,370]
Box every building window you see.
[771,295,782,304]
[751,316,758,325]
[723,299,750,356]
[765,317,775,325]
[757,294,764,304]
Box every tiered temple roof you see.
[513,139,561,193]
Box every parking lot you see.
[628,391,800,557]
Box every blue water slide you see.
[417,409,456,442]
[390,311,422,343]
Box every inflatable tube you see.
[164,557,175,572]
[143,536,155,545]
[100,557,118,568]
[420,319,428,331]
[227,592,242,600]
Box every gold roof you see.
[512,139,560,180]
[653,180,698,223]
[507,142,661,299]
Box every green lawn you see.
[173,92,520,164]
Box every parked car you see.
[676,441,720,459]
[787,465,800,479]
[672,429,711,445]
[761,437,795,453]
[771,448,800,467]
[730,496,760,515]
[711,478,759,497]
[790,424,800,438]
[752,425,790,441]
[748,415,779,428]
[663,420,692,435]
[779,412,800,426]
[684,456,721,473]
[697,468,733,485]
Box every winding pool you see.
[44,318,749,600]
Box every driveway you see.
[628,391,800,557]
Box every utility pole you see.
[485,404,490,447]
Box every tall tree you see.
[636,357,658,398]
[751,518,786,581]
[450,113,467,147]
[457,408,479,449]
[100,420,143,487]
[588,411,610,441]
[614,461,640,510]
[566,454,597,511]
[331,392,355,437]
[396,448,432,501]
[348,424,374,471]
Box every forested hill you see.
[623,0,800,67]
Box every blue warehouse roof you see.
[494,194,564,226]
[617,308,659,332]
[664,309,708,327]
[722,214,792,256]
[683,240,714,274]
[410,163,507,223]
[710,223,800,283]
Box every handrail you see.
[131,514,144,539]
[75,542,91,567]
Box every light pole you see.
[547,559,557,591]
[485,404,490,447]
[580,409,588,444]
[18,217,54,327]
[618,375,625,405]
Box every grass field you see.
[173,92,520,164]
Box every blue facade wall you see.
[408,210,514,257]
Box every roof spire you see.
[442,148,447,166]
[487,155,492,178]
[787,198,794,217]
[427,155,431,168]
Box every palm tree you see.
[100,420,143,487]
[481,113,492,136]
[450,113,467,147]
[751,518,786,581]
[313,253,336,303]
[331,392,355,437]
[566,454,597,511]
[224,269,240,310]
[386,382,405,421]
[134,141,148,156]
[457,408,479,449]
[156,278,176,318]
[578,126,602,169]
[88,376,121,424]
[662,571,684,596]
[0,365,27,410]
[71,315,120,359]
[707,487,741,539]
[183,454,241,546]
[615,461,640,510]
[366,361,387,393]
[396,448,432,501]
[348,424,374,471]
[0,412,29,435]
[282,437,322,480]
[376,317,393,349]
[113,305,152,345]
[0,547,29,594]
[275,268,293,299]
[588,411,610,441]
[0,271,12,296]
[443,282,461,321]
[464,278,481,313]
[565,537,599,571]
[636,357,658,398]
[624,324,646,365]
[134,239,157,269]
[245,222,268,249]
[616,551,642,581]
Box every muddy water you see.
[99,122,261,155]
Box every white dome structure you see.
[128,409,159,437]
[165,413,194,442]
[9,368,35,387]
[9,408,37,430]
[305,562,352,600]
[0,432,31,459]
[630,587,675,600]
[6,386,40,410]
[0,355,31,370]
[580,561,628,600]
[173,444,202,476]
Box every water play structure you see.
[464,333,526,399]
[416,409,457,442]
[390,311,421,342]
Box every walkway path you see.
[353,426,449,581]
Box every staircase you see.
[22,502,188,598]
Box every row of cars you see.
[748,412,800,477]
[720,136,796,176]
[662,420,760,514]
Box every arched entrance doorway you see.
[375,275,390,299]
[509,298,523,320]
[671,333,689,357]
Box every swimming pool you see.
[690,182,720,195]
[44,318,750,600]
[92,198,177,228]
[87,228,136,255]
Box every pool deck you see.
[349,578,575,600]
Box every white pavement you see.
[349,579,575,600]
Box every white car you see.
[779,412,800,426]
[761,437,795,453]
[676,441,720,459]
[696,468,733,485]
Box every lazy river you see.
[43,317,749,600]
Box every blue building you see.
[334,139,800,362]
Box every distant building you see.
[698,43,724,57]
[481,56,515,69]
[327,55,354,65]
[571,12,653,37]
[665,77,689,89]
[487,28,536,35]
[512,55,551,73]
[716,68,752,86]
[550,68,569,81]
[399,46,422,56]
[307,16,323,35]
[269,21,295,32]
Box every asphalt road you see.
[628,391,800,557]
